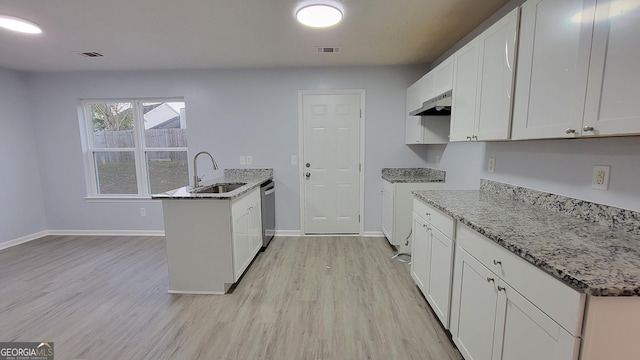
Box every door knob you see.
[306,163,311,168]
[305,172,311,178]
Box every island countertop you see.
[412,182,640,297]
[382,167,445,183]
[151,168,273,200]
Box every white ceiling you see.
[0,0,509,72]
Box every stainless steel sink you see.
[192,182,247,194]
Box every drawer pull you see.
[493,259,502,266]
[486,277,495,283]
[498,286,506,292]
[425,212,431,216]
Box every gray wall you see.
[0,68,48,244]
[26,65,431,234]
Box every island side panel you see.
[162,199,233,294]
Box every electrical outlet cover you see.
[488,158,496,173]
[592,165,610,190]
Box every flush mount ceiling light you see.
[0,14,42,34]
[296,2,343,28]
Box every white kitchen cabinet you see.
[583,0,640,137]
[420,71,435,103]
[450,223,583,360]
[162,186,262,294]
[512,0,596,139]
[450,9,519,142]
[382,180,445,247]
[405,80,423,144]
[433,55,454,96]
[450,39,480,142]
[475,8,519,140]
[411,198,455,329]
[231,187,262,281]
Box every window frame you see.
[80,98,188,199]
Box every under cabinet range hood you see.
[410,90,452,116]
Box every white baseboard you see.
[363,231,385,238]
[47,229,165,237]
[0,230,49,251]
[274,230,302,237]
[168,290,225,295]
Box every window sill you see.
[84,197,160,203]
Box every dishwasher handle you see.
[262,181,275,194]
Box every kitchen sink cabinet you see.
[450,223,583,360]
[450,8,519,142]
[411,198,455,329]
[162,187,262,294]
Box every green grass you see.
[96,160,188,195]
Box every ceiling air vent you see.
[77,52,104,58]
[316,47,340,54]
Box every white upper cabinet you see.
[475,8,520,140]
[583,0,640,136]
[450,39,480,142]
[450,8,519,142]
[421,71,436,103]
[512,0,596,139]
[434,55,454,95]
[405,79,423,144]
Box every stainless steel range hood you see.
[409,90,452,116]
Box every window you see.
[81,99,188,198]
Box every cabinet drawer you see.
[457,223,585,336]
[413,198,454,238]
[231,187,260,218]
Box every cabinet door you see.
[248,200,262,255]
[512,0,595,139]
[381,187,395,243]
[450,39,480,142]
[426,226,454,329]
[493,281,580,360]
[421,71,436,103]
[232,209,251,281]
[450,248,499,360]
[405,80,423,144]
[475,8,519,141]
[583,0,640,136]
[410,214,430,293]
[434,55,454,95]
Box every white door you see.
[301,92,361,234]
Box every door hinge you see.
[360,109,362,118]
[359,163,362,172]
[359,215,361,223]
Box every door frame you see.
[298,89,365,236]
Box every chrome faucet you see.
[193,151,218,188]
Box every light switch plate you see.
[246,156,252,165]
[291,155,297,165]
[240,156,246,165]
[592,165,610,190]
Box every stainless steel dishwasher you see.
[261,180,275,249]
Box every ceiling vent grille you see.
[78,52,104,58]
[316,47,340,54]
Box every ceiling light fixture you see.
[0,14,42,34]
[296,3,343,28]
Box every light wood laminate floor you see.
[0,235,462,360]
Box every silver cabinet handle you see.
[583,125,594,132]
[493,259,502,265]
[472,135,478,140]
[486,277,495,283]
[466,136,472,140]
[498,286,506,292]
[565,128,576,134]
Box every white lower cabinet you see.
[231,187,262,281]
[411,198,455,329]
[450,223,583,360]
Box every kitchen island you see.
[153,169,273,294]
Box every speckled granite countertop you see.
[382,168,445,183]
[151,169,273,200]
[413,180,640,297]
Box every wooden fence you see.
[93,129,188,163]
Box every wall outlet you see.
[140,207,146,217]
[240,156,246,165]
[291,155,297,165]
[246,155,252,165]
[592,165,610,190]
[488,158,496,173]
